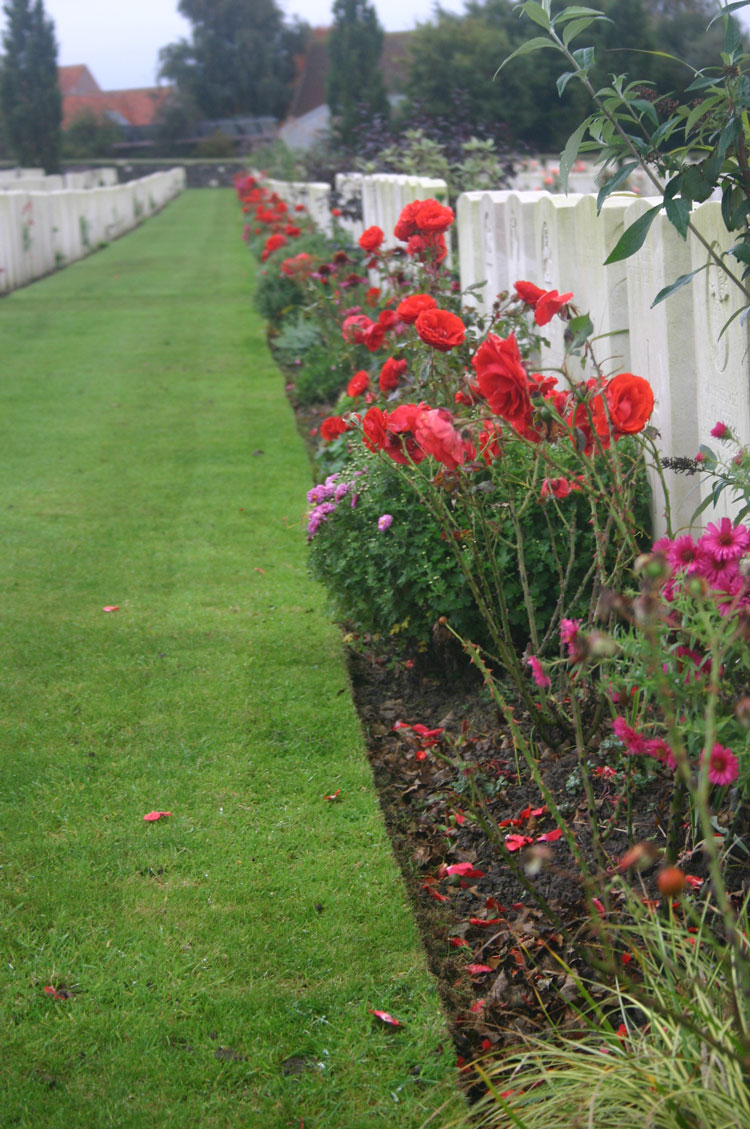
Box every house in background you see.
[280,28,412,150]
[58,65,171,142]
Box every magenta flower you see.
[377,514,393,532]
[612,716,647,755]
[667,535,699,572]
[700,518,750,562]
[526,655,551,689]
[710,421,729,439]
[702,743,739,786]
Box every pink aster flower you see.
[693,549,740,589]
[667,535,699,573]
[526,655,551,689]
[378,513,393,532]
[702,743,739,786]
[700,518,750,562]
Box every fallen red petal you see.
[684,875,704,888]
[467,964,493,975]
[324,790,341,801]
[469,917,501,927]
[505,834,533,852]
[368,1009,403,1026]
[449,937,470,948]
[446,862,485,878]
[143,810,172,822]
[102,605,119,613]
[537,828,563,842]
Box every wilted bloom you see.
[378,514,393,532]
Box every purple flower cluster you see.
[306,472,363,540]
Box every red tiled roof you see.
[58,64,101,96]
[287,28,413,120]
[62,88,172,130]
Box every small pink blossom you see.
[377,514,393,532]
[526,655,550,689]
[710,421,728,439]
[700,518,750,562]
[702,743,739,786]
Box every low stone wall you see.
[0,168,186,294]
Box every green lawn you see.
[0,189,462,1128]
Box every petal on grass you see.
[143,810,172,822]
[368,1009,403,1027]
[323,789,341,801]
[102,605,119,613]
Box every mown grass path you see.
[0,190,461,1128]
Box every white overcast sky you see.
[1,0,749,92]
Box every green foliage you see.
[404,0,729,152]
[0,0,62,172]
[62,110,121,159]
[308,440,649,652]
[327,0,390,149]
[158,0,309,119]
[271,313,323,366]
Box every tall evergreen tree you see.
[327,0,389,150]
[158,0,308,120]
[0,0,61,172]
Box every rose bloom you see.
[605,372,654,433]
[541,477,572,500]
[347,370,370,397]
[365,286,381,306]
[471,332,532,427]
[341,314,373,344]
[378,308,399,330]
[379,356,408,393]
[363,322,386,352]
[359,226,384,252]
[320,415,349,442]
[260,232,287,261]
[514,280,546,307]
[382,403,428,466]
[362,405,387,452]
[534,288,573,326]
[406,232,447,264]
[284,224,301,237]
[415,308,466,352]
[396,293,437,324]
[414,408,467,470]
[394,200,422,242]
[414,198,455,234]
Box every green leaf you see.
[650,265,708,308]
[724,14,743,59]
[494,37,557,79]
[572,46,595,72]
[708,2,750,31]
[519,2,551,31]
[664,194,691,240]
[596,161,639,213]
[717,303,750,341]
[562,17,599,47]
[683,92,724,140]
[554,6,609,21]
[557,70,577,97]
[565,313,594,352]
[559,116,592,193]
[603,204,661,265]
[684,74,721,93]
[628,98,659,127]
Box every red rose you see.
[415,308,466,352]
[378,308,398,329]
[347,370,370,397]
[363,322,386,352]
[514,280,546,307]
[341,314,374,345]
[414,198,455,234]
[534,288,573,326]
[359,226,384,252]
[406,232,447,264]
[605,373,654,434]
[471,333,532,427]
[362,406,387,451]
[396,293,437,324]
[379,357,408,394]
[260,232,287,261]
[414,408,467,470]
[365,286,381,306]
[394,200,422,242]
[478,420,503,464]
[320,415,349,442]
[382,403,427,466]
[284,224,301,237]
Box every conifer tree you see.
[1,0,61,172]
[327,0,389,150]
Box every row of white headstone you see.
[0,167,120,192]
[264,170,750,535]
[0,168,186,295]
